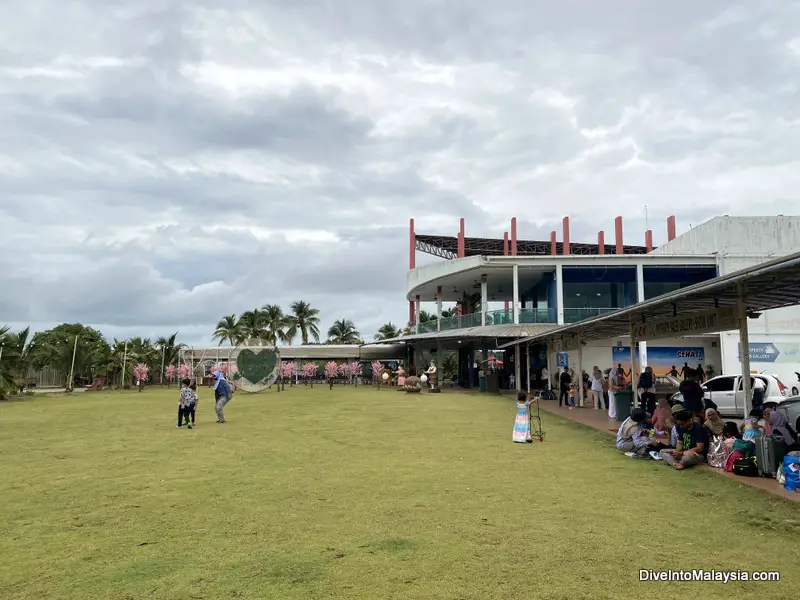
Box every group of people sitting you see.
[616,395,799,473]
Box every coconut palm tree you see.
[287,301,321,345]
[262,304,293,346]
[375,322,402,340]
[327,319,361,345]
[213,314,243,346]
[155,332,185,384]
[238,309,268,344]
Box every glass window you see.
[705,376,735,392]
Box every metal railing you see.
[563,307,619,323]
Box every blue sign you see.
[556,353,569,368]
[739,342,780,363]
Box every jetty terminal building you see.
[370,214,800,391]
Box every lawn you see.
[1,386,799,600]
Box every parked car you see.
[671,374,789,418]
[776,396,800,436]
[654,375,682,398]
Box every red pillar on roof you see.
[667,215,676,241]
[409,218,415,269]
[645,229,653,252]
[550,231,557,256]
[409,217,415,326]
[503,232,510,313]
[562,216,570,255]
[511,217,518,256]
[457,218,465,258]
[615,216,624,254]
[598,231,605,254]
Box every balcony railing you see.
[563,307,619,323]
[414,308,558,333]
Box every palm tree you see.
[287,301,321,345]
[36,336,106,389]
[155,332,185,384]
[262,304,292,345]
[375,322,402,340]
[327,319,361,345]
[239,309,268,344]
[418,310,437,323]
[213,315,243,346]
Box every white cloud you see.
[1,0,799,345]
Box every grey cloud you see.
[2,0,799,345]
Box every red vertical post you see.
[615,216,624,254]
[667,215,676,241]
[562,216,570,255]
[645,229,653,252]
[503,232,509,313]
[457,217,465,258]
[598,231,605,254]
[510,217,517,256]
[550,231,557,256]
[409,218,415,269]
[409,301,415,326]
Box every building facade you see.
[395,215,800,392]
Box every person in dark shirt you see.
[658,410,708,470]
[668,365,679,377]
[679,376,704,419]
[559,370,572,407]
[696,364,706,383]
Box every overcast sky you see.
[2,1,799,346]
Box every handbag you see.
[707,436,726,468]
[732,456,759,477]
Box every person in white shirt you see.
[590,366,605,410]
[752,376,765,410]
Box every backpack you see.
[638,371,653,389]
[732,456,758,477]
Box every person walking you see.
[559,369,572,407]
[211,370,232,423]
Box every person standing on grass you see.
[177,378,194,429]
[211,370,232,423]
[512,391,534,443]
[187,380,198,426]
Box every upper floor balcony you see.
[415,307,622,333]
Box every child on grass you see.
[177,378,194,429]
[512,391,534,443]
[187,380,198,426]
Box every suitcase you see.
[754,434,788,477]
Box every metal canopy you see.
[499,250,800,349]
[415,234,648,260]
[366,323,557,345]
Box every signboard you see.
[613,346,705,375]
[556,353,569,368]
[738,342,800,363]
[630,306,739,342]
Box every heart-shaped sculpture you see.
[236,348,278,385]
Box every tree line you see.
[0,323,184,398]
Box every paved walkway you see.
[535,398,799,502]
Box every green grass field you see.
[1,386,799,599]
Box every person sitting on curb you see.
[659,410,708,470]
[616,408,658,458]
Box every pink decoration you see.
[348,361,361,376]
[302,363,317,378]
[371,361,383,379]
[178,364,190,379]
[324,361,339,379]
[213,362,229,376]
[133,363,150,382]
[165,365,176,380]
[281,361,297,377]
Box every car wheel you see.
[763,402,777,411]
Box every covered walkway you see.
[500,250,800,413]
[533,398,800,502]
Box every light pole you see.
[67,335,78,392]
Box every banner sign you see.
[630,306,739,342]
[738,342,800,363]
[556,353,569,368]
